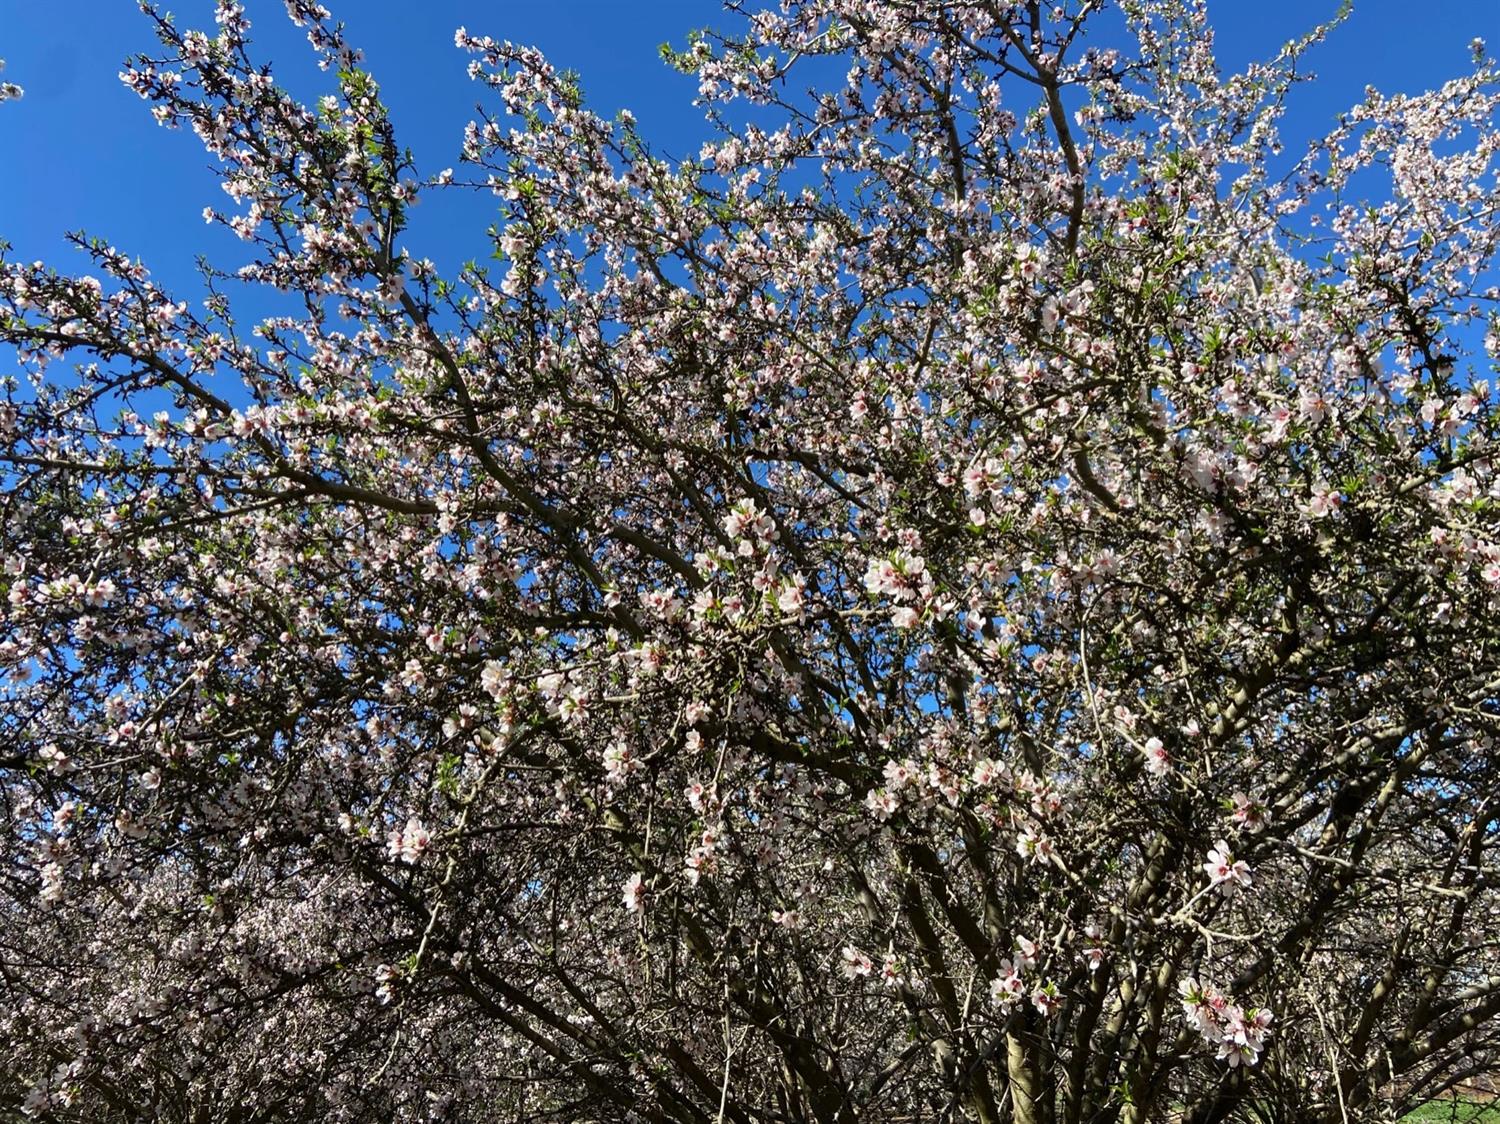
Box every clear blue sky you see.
[1,0,1496,295]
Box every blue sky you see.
[0,0,1496,294]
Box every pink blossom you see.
[1203,840,1252,893]
[841,946,874,978]
[622,873,645,914]
[1142,737,1172,777]
[387,817,431,864]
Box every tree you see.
[3,1,1500,1120]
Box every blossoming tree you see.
[3,1,1500,1121]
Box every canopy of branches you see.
[3,2,1500,1122]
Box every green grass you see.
[1402,1103,1500,1123]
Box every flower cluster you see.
[0,58,21,103]
[1203,841,1253,895]
[1180,979,1275,1068]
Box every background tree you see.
[3,1,1500,1121]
